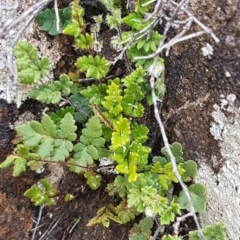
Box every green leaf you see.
[160,202,181,225]
[76,55,110,80]
[102,81,123,117]
[14,113,76,162]
[35,7,72,36]
[161,142,184,164]
[24,179,57,206]
[28,74,73,104]
[84,171,102,190]
[189,222,227,240]
[128,152,139,182]
[87,205,122,227]
[14,41,51,84]
[123,13,150,30]
[115,202,136,224]
[16,115,57,159]
[70,116,107,173]
[71,143,95,172]
[178,183,207,213]
[0,155,15,168]
[131,123,149,144]
[17,145,29,158]
[152,156,168,166]
[41,114,57,136]
[13,158,27,176]
[49,107,75,126]
[0,154,28,177]
[62,7,84,37]
[106,175,127,198]
[62,21,80,37]
[75,33,94,50]
[111,118,131,150]
[56,112,77,141]
[28,83,61,104]
[180,160,198,182]
[52,113,77,161]
[16,121,43,146]
[53,139,73,161]
[106,9,122,29]
[59,74,73,95]
[139,217,153,233]
[129,217,153,240]
[80,83,108,105]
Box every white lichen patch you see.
[196,94,240,239]
[201,43,213,58]
[96,158,118,175]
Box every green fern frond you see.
[28,74,73,104]
[14,41,51,84]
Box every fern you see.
[15,114,56,158]
[80,83,108,105]
[53,112,77,161]
[49,107,75,126]
[189,223,227,240]
[102,81,123,117]
[151,161,185,190]
[69,116,108,173]
[24,179,57,206]
[0,151,27,177]
[87,205,123,227]
[106,175,128,198]
[28,74,73,104]
[0,112,77,176]
[14,40,51,84]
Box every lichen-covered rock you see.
[163,1,240,238]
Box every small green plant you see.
[28,74,73,104]
[189,222,227,240]
[14,40,51,84]
[0,0,227,239]
[129,217,153,240]
[24,179,57,206]
[35,7,72,36]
